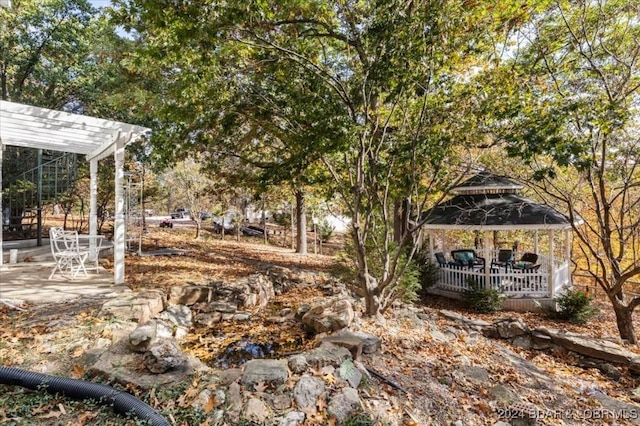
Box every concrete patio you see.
[0,239,130,305]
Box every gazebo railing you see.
[434,256,570,299]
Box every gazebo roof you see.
[421,192,578,231]
[452,171,523,194]
[0,100,150,160]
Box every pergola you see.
[0,100,151,284]
[421,172,583,310]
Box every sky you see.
[89,0,112,7]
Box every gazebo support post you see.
[483,231,491,289]
[428,230,434,259]
[548,230,555,299]
[565,229,571,269]
[114,136,126,285]
[89,158,98,259]
[534,231,539,254]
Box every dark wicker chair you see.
[450,249,485,268]
[520,252,538,264]
[434,252,448,267]
[491,249,514,269]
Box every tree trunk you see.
[393,198,409,245]
[295,189,307,254]
[194,220,201,239]
[262,198,267,245]
[362,273,380,315]
[393,199,402,244]
[612,301,637,344]
[290,203,295,250]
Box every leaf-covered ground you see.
[1,226,640,425]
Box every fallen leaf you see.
[254,381,268,395]
[71,363,85,379]
[323,372,337,385]
[204,395,216,413]
[38,410,62,419]
[72,345,85,358]
[76,410,99,425]
[316,396,327,411]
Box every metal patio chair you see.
[49,227,89,280]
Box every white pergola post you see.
[483,231,491,289]
[89,158,98,259]
[534,230,539,254]
[114,137,126,285]
[548,230,555,298]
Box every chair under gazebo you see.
[421,172,582,312]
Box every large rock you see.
[280,411,306,426]
[321,334,363,360]
[339,359,363,388]
[305,342,352,368]
[88,338,207,390]
[293,376,326,411]
[495,318,529,339]
[302,299,354,334]
[288,354,308,374]
[241,359,289,386]
[129,319,174,353]
[593,394,640,425]
[218,274,275,310]
[243,398,270,424]
[168,284,214,306]
[159,304,193,327]
[439,309,497,336]
[171,274,274,313]
[328,387,361,425]
[143,338,186,373]
[324,330,382,354]
[100,290,165,323]
[536,327,640,371]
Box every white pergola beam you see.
[0,100,150,286]
[113,137,126,285]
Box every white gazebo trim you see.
[420,223,577,231]
[0,100,150,285]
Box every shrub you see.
[319,219,335,243]
[329,233,422,305]
[413,250,439,299]
[463,278,506,313]
[550,288,598,324]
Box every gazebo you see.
[421,172,582,311]
[0,100,150,285]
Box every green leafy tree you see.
[482,0,640,342]
[115,0,522,315]
[162,157,215,239]
[0,0,153,225]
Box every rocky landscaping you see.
[11,266,636,425]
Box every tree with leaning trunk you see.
[479,0,640,342]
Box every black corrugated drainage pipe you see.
[0,366,170,426]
